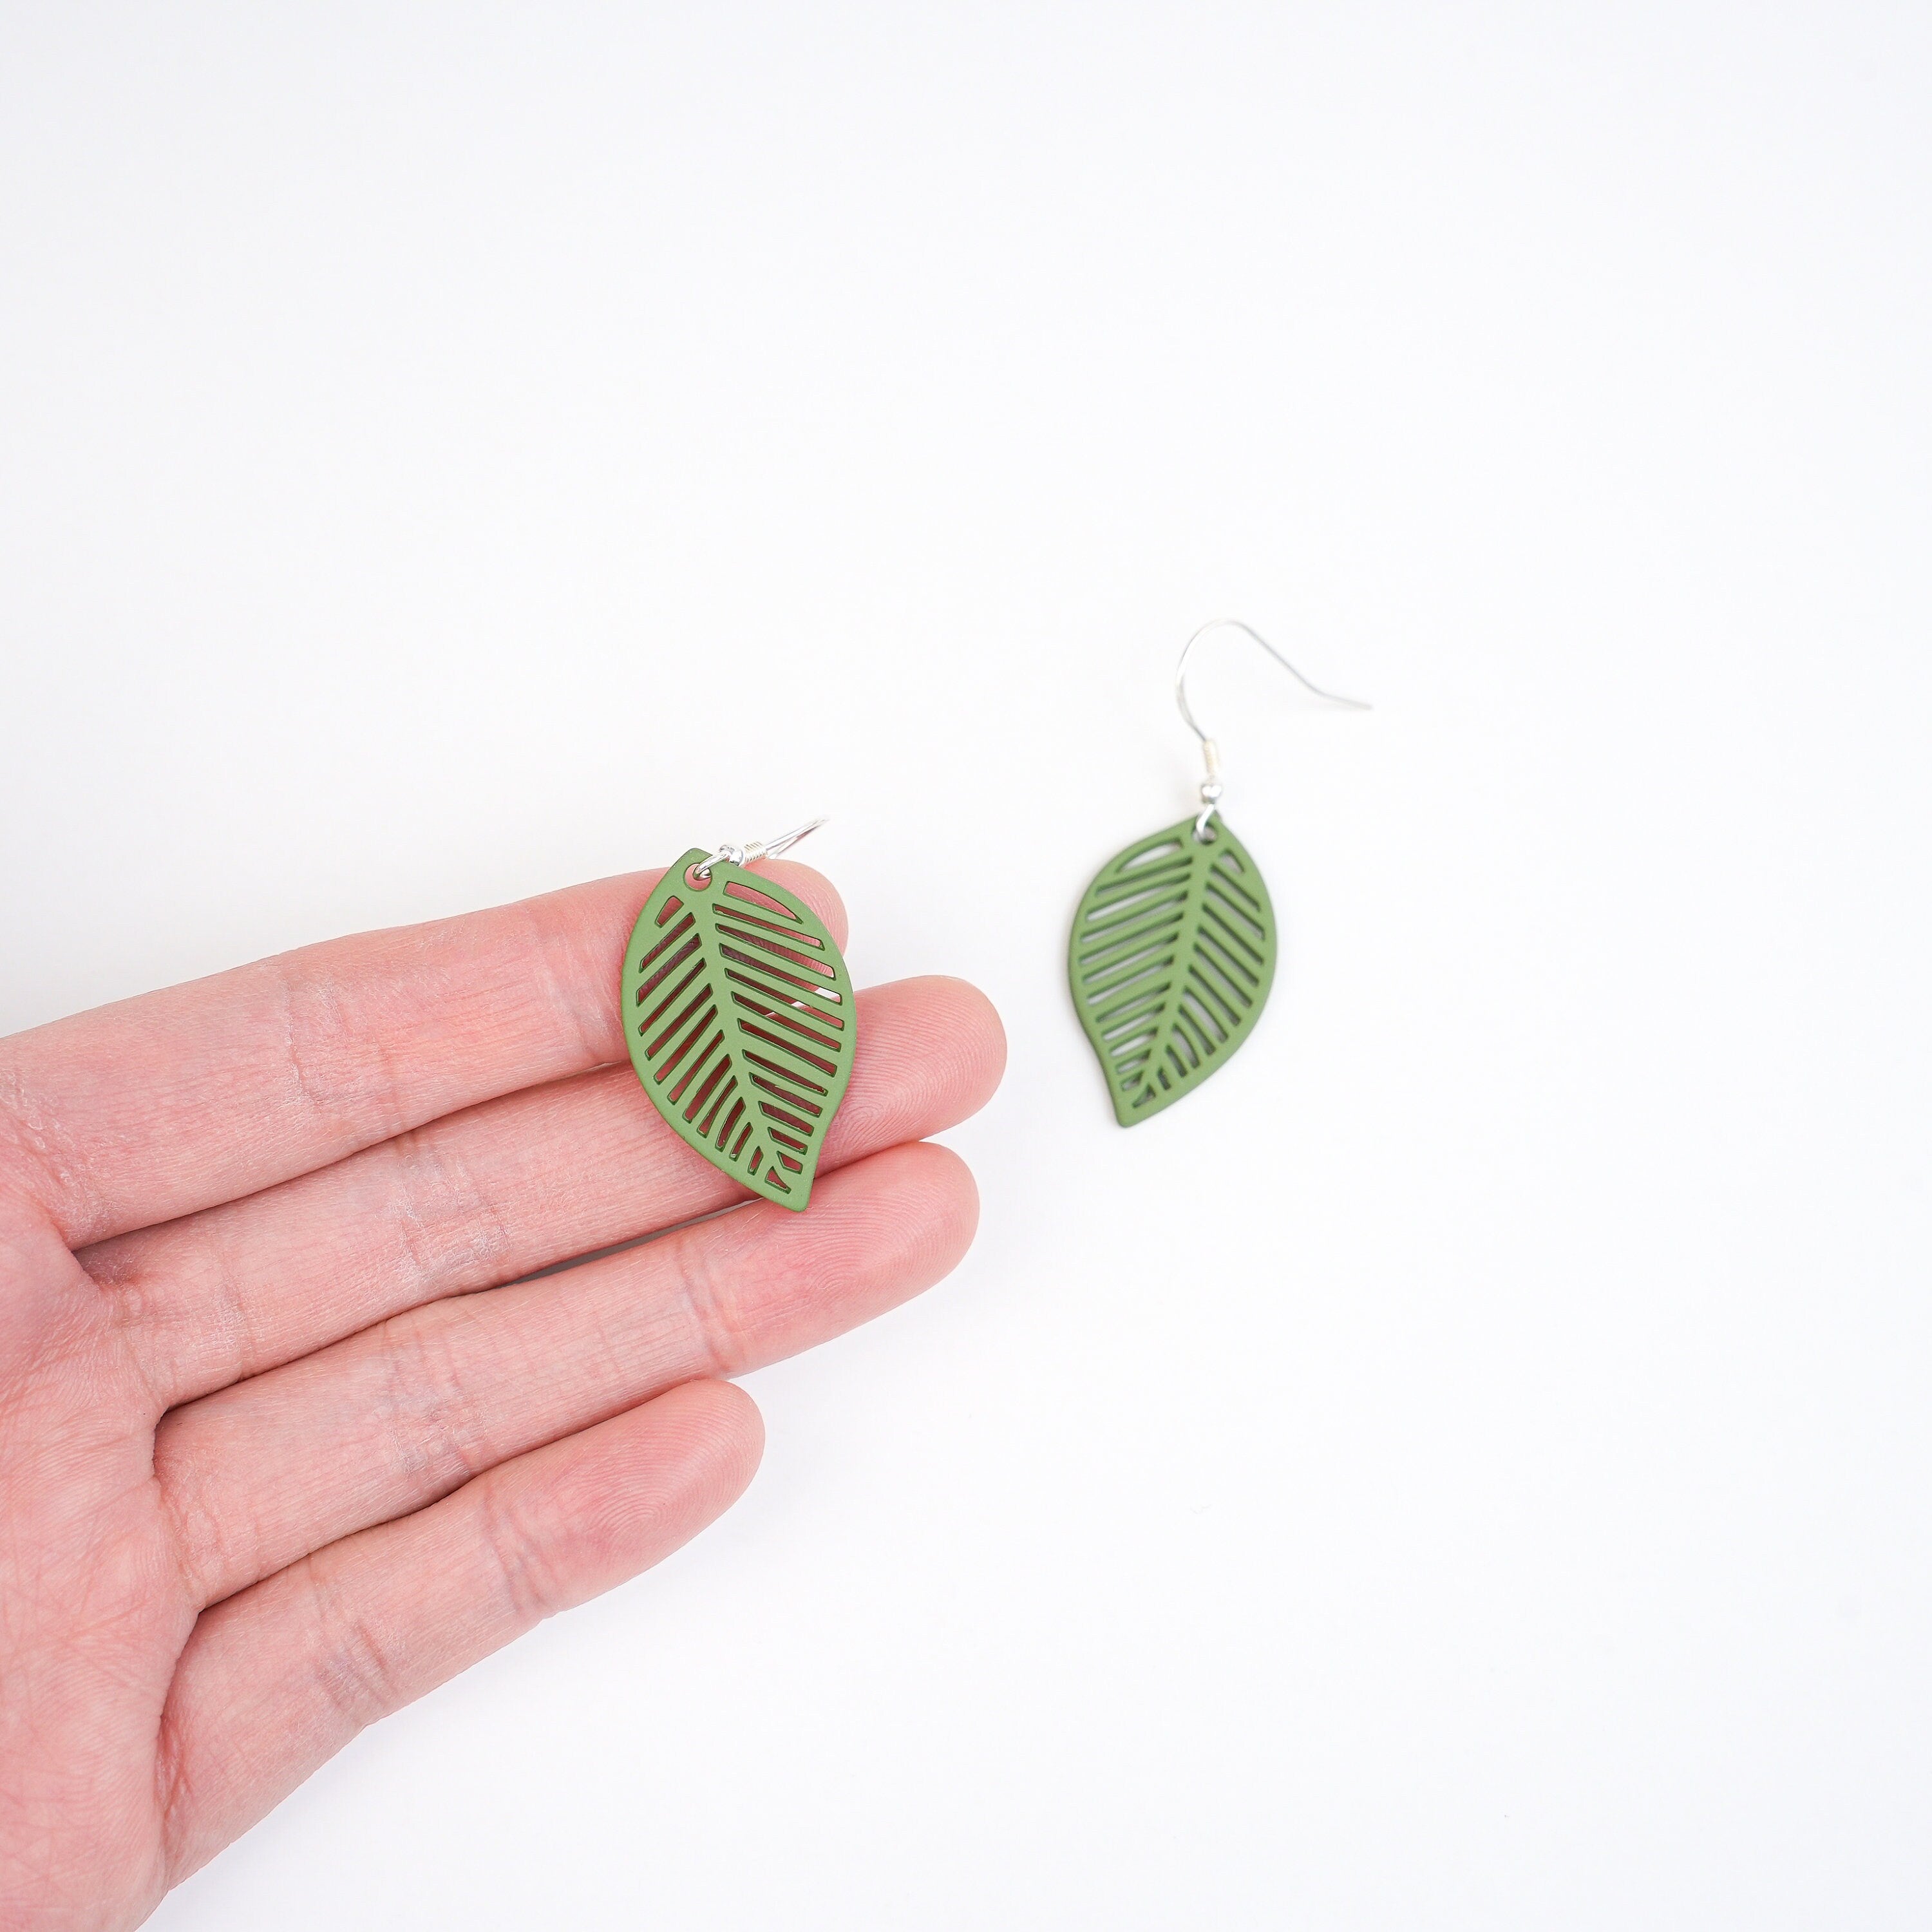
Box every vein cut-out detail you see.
[1068,817,1277,1126]
[623,851,857,1208]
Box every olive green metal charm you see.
[1069,817,1278,1126]
[623,840,855,1209]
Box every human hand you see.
[0,865,1003,1928]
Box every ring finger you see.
[156,1139,977,1607]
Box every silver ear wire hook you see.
[692,815,828,882]
[1174,618,1370,840]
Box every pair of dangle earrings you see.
[616,617,1367,1215]
[1068,618,1369,1126]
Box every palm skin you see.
[0,863,1003,1928]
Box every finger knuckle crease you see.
[667,1240,742,1376]
[386,1127,512,1298]
[278,960,410,1144]
[310,1560,404,1727]
[478,1478,565,1625]
[377,1303,497,1492]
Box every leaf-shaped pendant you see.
[623,851,857,1209]
[1068,817,1278,1126]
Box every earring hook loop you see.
[1173,618,1369,840]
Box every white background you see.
[4,3,1930,1926]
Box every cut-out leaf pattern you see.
[1068,817,1278,1126]
[623,851,857,1209]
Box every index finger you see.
[0,862,848,1248]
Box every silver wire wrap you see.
[1194,739,1226,841]
[690,815,828,881]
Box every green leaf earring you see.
[623,819,855,1210]
[1069,620,1369,1126]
